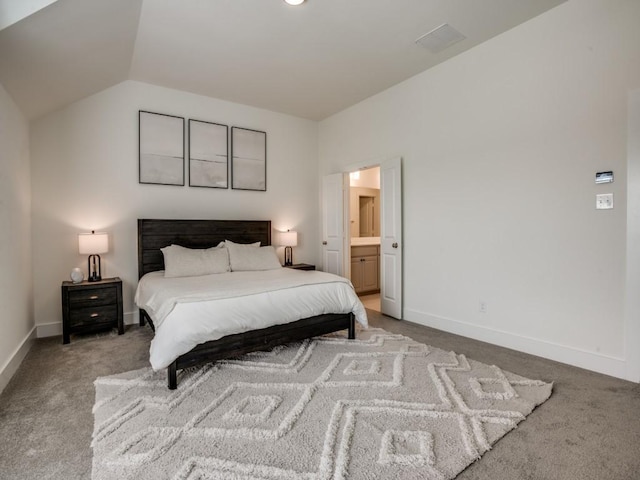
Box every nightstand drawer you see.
[69,304,118,328]
[68,286,117,308]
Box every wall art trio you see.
[138,110,267,191]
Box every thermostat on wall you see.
[595,171,614,184]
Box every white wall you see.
[319,0,640,380]
[0,82,34,392]
[30,80,319,332]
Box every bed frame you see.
[137,219,355,389]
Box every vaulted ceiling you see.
[0,0,565,121]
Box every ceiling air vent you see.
[415,23,466,54]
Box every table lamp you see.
[280,230,298,266]
[78,231,109,282]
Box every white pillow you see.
[223,239,260,248]
[226,243,282,271]
[161,244,230,277]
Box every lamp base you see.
[284,246,293,267]
[87,254,102,282]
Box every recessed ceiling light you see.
[284,0,305,5]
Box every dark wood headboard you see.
[137,219,272,278]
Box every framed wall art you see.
[139,110,185,186]
[189,119,229,189]
[231,127,266,191]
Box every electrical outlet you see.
[479,301,487,314]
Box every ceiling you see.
[0,0,565,121]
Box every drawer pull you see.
[90,295,99,300]
[90,313,99,318]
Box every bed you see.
[136,219,367,389]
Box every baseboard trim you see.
[404,308,630,381]
[124,311,136,326]
[36,321,62,338]
[0,326,37,394]
[36,311,138,338]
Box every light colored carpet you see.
[91,328,552,480]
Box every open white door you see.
[380,157,402,319]
[322,173,346,276]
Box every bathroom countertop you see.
[351,236,380,246]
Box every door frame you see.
[626,89,640,382]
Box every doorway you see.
[348,167,381,312]
[321,157,403,319]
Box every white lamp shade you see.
[78,232,109,254]
[279,230,298,247]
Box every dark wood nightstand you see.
[285,263,315,271]
[61,277,124,344]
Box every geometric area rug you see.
[91,328,553,480]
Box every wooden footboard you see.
[167,312,355,389]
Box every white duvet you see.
[135,268,368,370]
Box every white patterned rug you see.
[91,328,552,480]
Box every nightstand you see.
[61,277,124,344]
[285,263,315,271]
